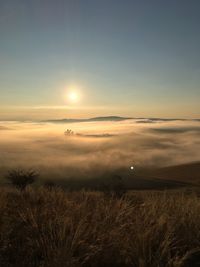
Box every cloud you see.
[0,119,199,180]
[0,126,12,130]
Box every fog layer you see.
[0,119,200,180]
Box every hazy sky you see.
[0,0,200,120]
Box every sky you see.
[0,0,200,120]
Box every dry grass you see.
[0,187,200,267]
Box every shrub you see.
[6,169,38,190]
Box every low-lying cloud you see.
[0,119,200,180]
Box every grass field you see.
[1,186,200,267]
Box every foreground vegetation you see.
[0,187,200,267]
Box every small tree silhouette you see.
[64,129,74,136]
[6,169,38,190]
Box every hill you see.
[138,162,200,185]
[45,116,132,123]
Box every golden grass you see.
[0,187,200,267]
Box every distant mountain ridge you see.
[43,116,200,124]
[45,116,132,123]
[0,116,199,123]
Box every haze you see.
[0,119,200,180]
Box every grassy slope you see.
[139,162,200,185]
[50,162,200,191]
[1,187,200,267]
[1,162,200,191]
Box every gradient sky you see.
[0,0,200,120]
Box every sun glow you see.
[67,88,80,103]
[69,91,78,101]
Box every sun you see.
[67,90,79,103]
[65,84,81,104]
[69,91,78,101]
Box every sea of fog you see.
[0,119,200,180]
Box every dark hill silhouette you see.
[45,116,132,123]
[44,116,200,124]
[138,162,200,185]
